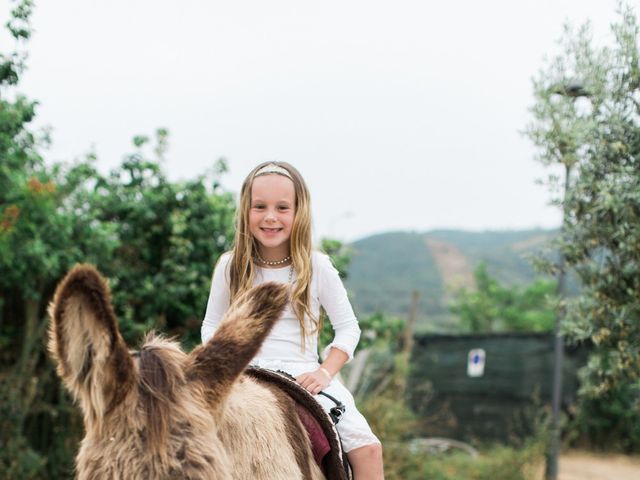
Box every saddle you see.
[246,367,352,480]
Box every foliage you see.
[357,351,419,479]
[320,237,353,279]
[449,263,556,332]
[0,2,89,476]
[357,311,405,351]
[527,1,640,450]
[568,379,640,451]
[87,136,235,347]
[389,441,544,480]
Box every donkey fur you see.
[48,264,325,480]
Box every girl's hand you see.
[296,368,332,395]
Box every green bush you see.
[361,402,546,480]
[568,380,640,452]
[402,443,544,480]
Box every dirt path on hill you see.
[559,451,640,480]
[424,237,474,293]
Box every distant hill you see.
[344,229,556,332]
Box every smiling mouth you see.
[261,227,282,232]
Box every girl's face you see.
[249,174,296,258]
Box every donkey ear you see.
[187,282,289,411]
[48,264,134,421]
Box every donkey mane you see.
[136,333,187,457]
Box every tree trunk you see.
[17,297,43,377]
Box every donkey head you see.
[48,264,288,479]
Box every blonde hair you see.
[227,161,318,342]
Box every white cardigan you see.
[201,251,361,365]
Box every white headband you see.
[254,163,292,179]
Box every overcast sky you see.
[5,0,624,242]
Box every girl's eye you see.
[278,206,290,211]
[253,205,265,210]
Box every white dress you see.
[202,251,380,452]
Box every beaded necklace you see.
[255,252,291,266]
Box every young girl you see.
[201,161,384,479]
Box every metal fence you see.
[408,332,589,442]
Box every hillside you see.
[344,229,556,332]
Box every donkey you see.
[48,264,326,479]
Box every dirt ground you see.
[559,450,640,480]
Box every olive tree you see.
[528,2,640,449]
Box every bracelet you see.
[318,367,333,380]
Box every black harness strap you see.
[275,369,346,424]
[317,391,346,425]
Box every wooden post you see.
[403,290,420,355]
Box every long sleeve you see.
[201,253,232,344]
[316,252,361,361]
